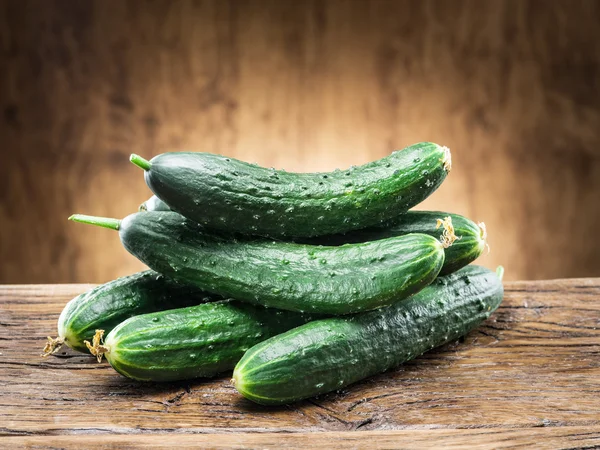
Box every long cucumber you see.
[85,301,314,382]
[308,211,488,275]
[42,270,220,355]
[138,199,484,276]
[129,142,451,238]
[68,211,447,315]
[232,265,504,405]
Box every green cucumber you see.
[139,195,171,212]
[129,142,451,238]
[42,271,220,356]
[232,265,504,405]
[138,202,483,276]
[86,300,314,382]
[308,211,488,275]
[69,211,446,315]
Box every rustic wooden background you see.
[1,0,599,284]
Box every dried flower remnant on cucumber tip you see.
[435,216,459,248]
[441,146,452,172]
[496,266,504,281]
[478,222,488,240]
[41,336,64,357]
[478,222,491,254]
[85,329,110,363]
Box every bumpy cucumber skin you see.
[104,300,313,382]
[138,203,483,276]
[139,195,171,212]
[118,212,445,315]
[308,211,486,275]
[232,265,504,405]
[142,142,450,238]
[58,271,220,353]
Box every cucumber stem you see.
[68,214,121,231]
[496,266,505,281]
[130,154,152,171]
[85,329,110,363]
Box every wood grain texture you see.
[1,0,600,284]
[3,428,600,450]
[0,279,599,448]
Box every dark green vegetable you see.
[307,211,488,275]
[86,300,314,382]
[42,271,220,356]
[232,265,504,405]
[139,195,171,212]
[137,201,483,276]
[129,142,451,238]
[68,211,446,315]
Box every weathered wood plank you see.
[3,427,600,450]
[0,279,599,447]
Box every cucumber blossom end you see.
[496,266,505,281]
[478,222,490,254]
[435,216,458,249]
[441,145,452,172]
[84,329,110,363]
[40,336,65,357]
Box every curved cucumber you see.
[69,211,446,315]
[308,211,487,275]
[129,142,451,238]
[90,301,314,382]
[43,271,220,355]
[139,195,171,212]
[138,202,483,276]
[232,265,504,405]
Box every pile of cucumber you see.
[43,142,504,405]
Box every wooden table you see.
[1,280,599,449]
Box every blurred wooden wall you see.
[1,0,600,283]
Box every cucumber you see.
[139,195,171,212]
[307,211,488,275]
[69,211,446,315]
[129,142,451,238]
[42,271,220,356]
[232,265,504,405]
[137,200,484,276]
[138,201,482,277]
[86,300,314,382]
